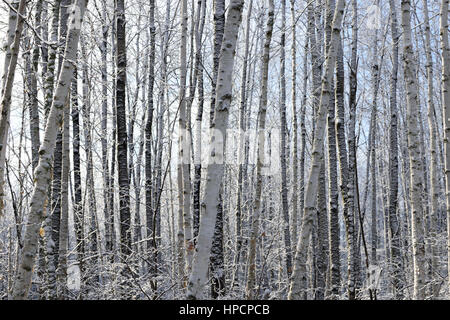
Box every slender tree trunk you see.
[110,10,117,265]
[0,0,26,216]
[370,23,380,267]
[400,0,426,299]
[193,0,207,242]
[233,0,252,288]
[50,0,70,299]
[35,1,48,298]
[80,40,99,289]
[208,0,226,299]
[290,0,299,253]
[278,0,293,279]
[299,21,308,247]
[439,0,450,297]
[57,98,70,299]
[177,0,191,287]
[44,0,61,295]
[288,0,346,300]
[422,0,439,299]
[146,0,157,290]
[387,0,404,299]
[43,1,61,298]
[210,191,225,299]
[71,61,84,297]
[332,30,345,299]
[323,0,338,301]
[186,0,244,300]
[115,0,132,297]
[27,6,41,171]
[99,0,111,262]
[246,0,274,300]
[12,0,87,299]
[347,0,359,299]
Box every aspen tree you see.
[12,0,88,299]
[50,0,70,299]
[186,0,244,300]
[193,0,207,241]
[209,0,226,299]
[290,0,299,252]
[440,0,450,296]
[400,0,426,299]
[279,0,293,278]
[71,59,84,296]
[347,0,359,298]
[387,0,404,299]
[422,0,439,298]
[44,0,61,299]
[146,0,156,287]
[332,26,344,299]
[57,99,70,299]
[317,0,335,300]
[370,15,380,266]
[288,0,345,300]
[81,40,99,286]
[234,0,253,286]
[99,0,111,261]
[246,0,274,300]
[0,0,25,216]
[27,2,41,171]
[115,0,132,297]
[50,0,71,295]
[177,0,190,285]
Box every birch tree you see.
[278,0,293,278]
[186,0,244,300]
[12,0,87,299]
[246,0,274,299]
[288,0,346,300]
[115,0,132,297]
[440,0,450,296]
[388,0,405,299]
[0,0,26,216]
[400,0,426,299]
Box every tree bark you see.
[439,0,450,297]
[115,0,132,297]
[0,0,26,216]
[400,0,426,299]
[246,0,274,300]
[186,0,244,300]
[12,0,87,299]
[387,0,404,299]
[288,0,346,300]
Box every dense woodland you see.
[0,0,449,300]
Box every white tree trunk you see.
[12,0,87,299]
[57,97,70,299]
[279,0,293,278]
[246,0,274,299]
[0,0,26,216]
[186,0,244,300]
[288,0,345,300]
[290,0,298,254]
[400,0,426,300]
[422,0,439,299]
[439,0,450,297]
[387,0,404,299]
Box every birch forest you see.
[1,0,450,301]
